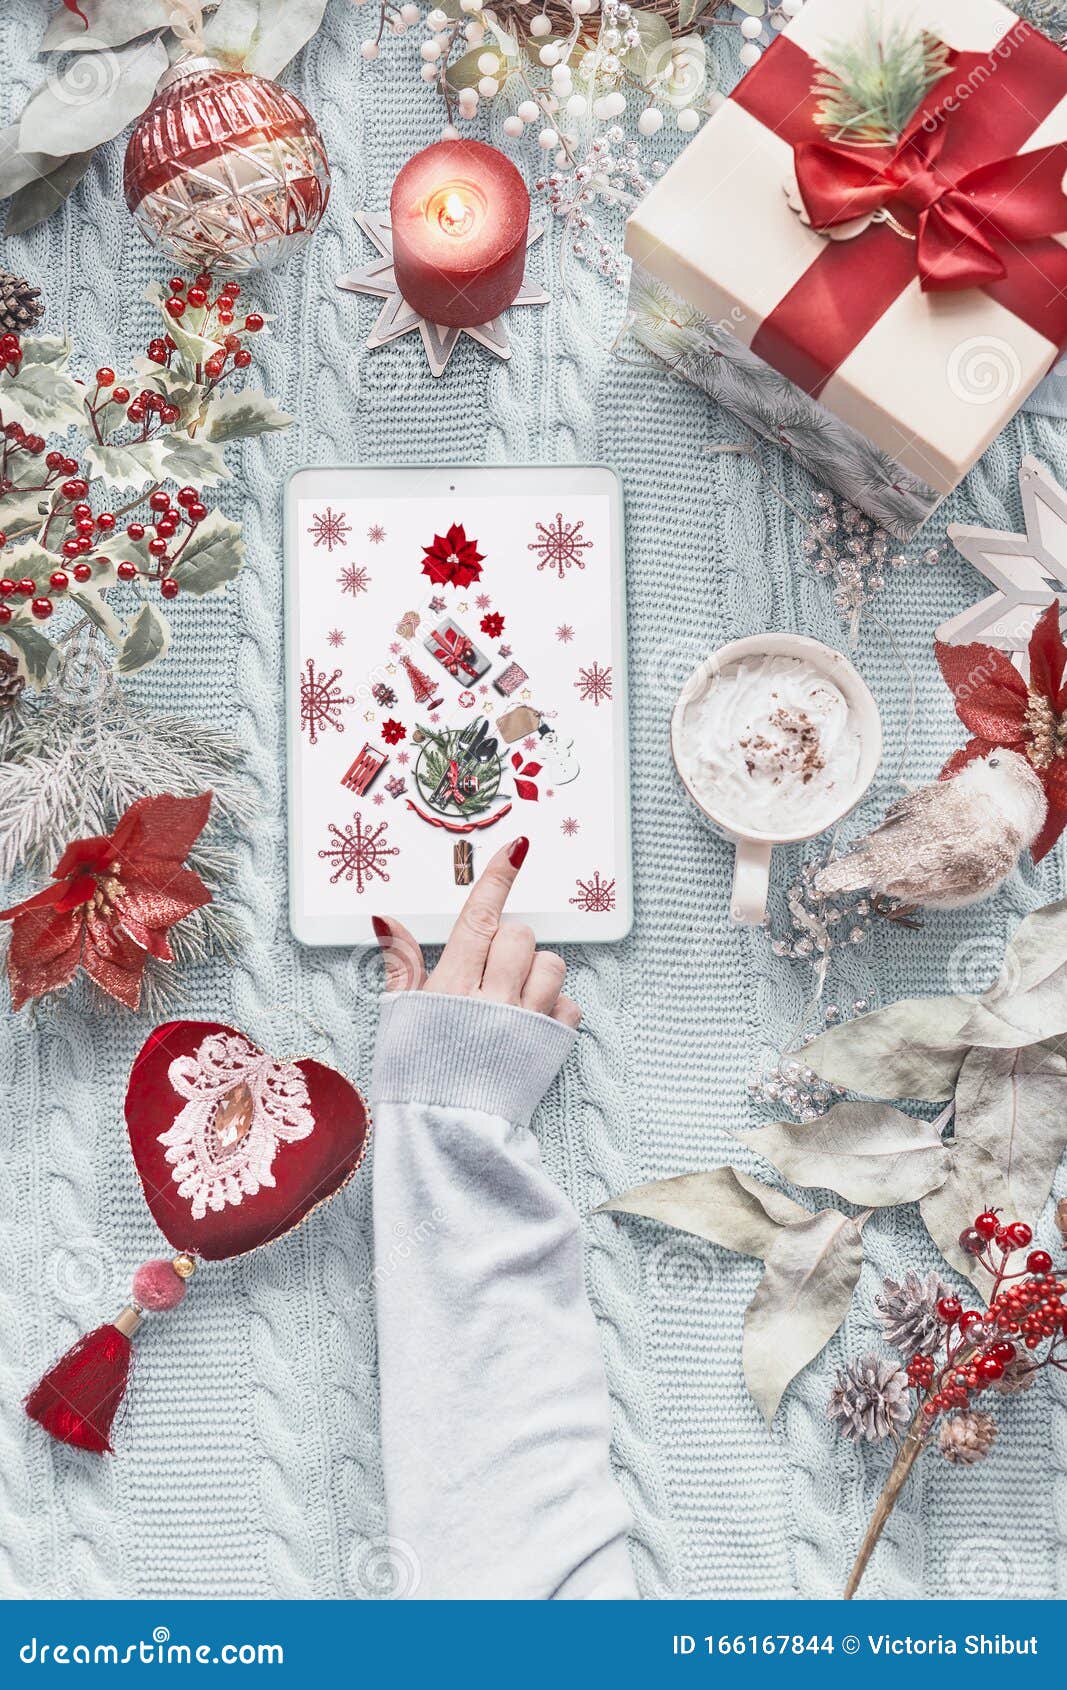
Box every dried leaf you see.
[42,0,172,50]
[203,0,330,77]
[738,1102,951,1207]
[988,897,1067,998]
[117,602,171,674]
[953,1044,1067,1223]
[201,387,292,443]
[18,39,167,158]
[597,1165,810,1261]
[5,151,95,235]
[920,1143,1013,1297]
[742,1209,867,1425]
[0,124,66,198]
[798,997,973,1101]
[961,971,1067,1048]
[169,511,246,597]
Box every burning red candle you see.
[389,140,530,329]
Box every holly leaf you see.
[5,150,95,236]
[169,510,246,597]
[920,1142,1012,1298]
[158,433,231,489]
[798,997,974,1102]
[201,387,293,443]
[0,345,82,432]
[952,1044,1067,1224]
[597,1166,811,1261]
[68,583,124,647]
[0,617,59,689]
[18,39,168,158]
[163,317,226,378]
[738,1102,951,1208]
[83,439,165,494]
[117,601,171,674]
[42,0,172,50]
[16,336,73,372]
[203,0,330,77]
[0,488,49,542]
[2,539,59,584]
[742,1209,867,1425]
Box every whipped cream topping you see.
[676,654,863,836]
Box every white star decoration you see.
[937,457,1067,669]
[336,211,549,378]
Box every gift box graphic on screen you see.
[624,0,1067,539]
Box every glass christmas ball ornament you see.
[123,57,331,275]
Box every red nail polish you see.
[372,915,392,946]
[508,837,530,870]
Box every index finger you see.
[426,837,530,993]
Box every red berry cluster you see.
[88,367,180,436]
[1,331,24,374]
[160,273,260,386]
[909,1210,1065,1422]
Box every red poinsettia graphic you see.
[936,600,1067,861]
[0,792,213,1011]
[421,523,484,589]
[511,750,541,802]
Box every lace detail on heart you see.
[159,1032,315,1220]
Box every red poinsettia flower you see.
[480,611,505,639]
[421,523,484,589]
[0,793,213,1011]
[935,600,1067,862]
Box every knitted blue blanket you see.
[1,0,1063,1601]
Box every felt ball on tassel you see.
[131,1257,190,1311]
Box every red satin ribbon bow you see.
[431,626,478,678]
[794,117,1067,292]
[444,759,477,805]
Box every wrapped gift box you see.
[624,0,1067,538]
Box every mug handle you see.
[731,840,772,926]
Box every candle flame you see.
[435,187,476,237]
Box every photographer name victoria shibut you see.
[868,1634,1037,1656]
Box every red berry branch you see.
[839,1211,1066,1598]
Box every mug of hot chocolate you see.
[670,634,882,924]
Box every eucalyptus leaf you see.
[68,585,124,647]
[953,1043,1067,1223]
[6,151,95,235]
[84,440,165,494]
[19,38,168,159]
[797,997,973,1101]
[0,618,59,689]
[201,387,293,443]
[445,46,494,92]
[0,356,83,433]
[742,1209,866,1425]
[597,1165,810,1261]
[117,601,171,674]
[920,1142,1013,1297]
[738,1102,951,1207]
[42,2,172,50]
[169,510,246,597]
[203,0,330,77]
[676,0,714,25]
[158,433,231,489]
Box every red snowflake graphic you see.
[475,593,492,611]
[308,507,351,551]
[300,658,354,745]
[556,624,575,643]
[381,719,407,746]
[338,562,370,596]
[570,871,615,912]
[561,817,580,837]
[529,512,593,579]
[480,611,505,638]
[368,524,386,543]
[327,629,345,648]
[421,522,484,588]
[319,812,399,892]
[575,661,612,706]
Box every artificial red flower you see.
[0,793,213,1011]
[420,523,484,589]
[935,600,1067,862]
[381,718,406,746]
[480,611,505,639]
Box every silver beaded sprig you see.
[747,999,870,1121]
[802,488,941,620]
[769,856,879,961]
[536,129,663,288]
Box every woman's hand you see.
[372,837,580,1027]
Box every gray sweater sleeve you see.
[370,991,637,1600]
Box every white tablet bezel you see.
[284,462,632,947]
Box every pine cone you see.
[827,1354,910,1443]
[0,270,43,336]
[0,648,24,710]
[875,1269,950,1362]
[939,1410,997,1466]
[993,1356,1036,1397]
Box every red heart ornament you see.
[125,1020,369,1261]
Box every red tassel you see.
[25,1324,133,1454]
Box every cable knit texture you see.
[1,1,1064,1602]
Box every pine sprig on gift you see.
[414,726,502,818]
[813,23,952,145]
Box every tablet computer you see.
[285,463,631,945]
